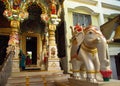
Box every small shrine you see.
[0,0,64,72]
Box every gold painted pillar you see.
[47,24,61,71]
[9,20,20,72]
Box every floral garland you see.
[1,0,10,9]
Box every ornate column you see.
[47,23,61,71]
[47,0,61,72]
[40,34,48,70]
[9,20,20,72]
[3,0,28,72]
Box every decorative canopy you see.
[0,0,64,33]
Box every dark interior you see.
[0,35,9,65]
[20,2,45,34]
[26,36,37,65]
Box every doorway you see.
[22,33,41,67]
[26,36,37,65]
[0,35,9,65]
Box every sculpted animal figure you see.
[70,25,111,82]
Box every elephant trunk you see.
[97,37,111,71]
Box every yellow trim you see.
[87,70,100,74]
[26,76,29,86]
[71,69,99,73]
[80,69,86,72]
[81,43,97,57]
[95,71,100,73]
[71,70,80,73]
[87,70,96,74]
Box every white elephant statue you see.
[70,25,112,82]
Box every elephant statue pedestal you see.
[68,78,120,86]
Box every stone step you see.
[6,81,55,86]
[10,71,63,77]
[55,81,70,86]
[68,78,120,86]
[6,71,70,86]
[7,74,69,83]
[6,80,67,86]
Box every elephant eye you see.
[89,31,93,34]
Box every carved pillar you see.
[9,20,20,72]
[47,24,61,71]
[40,34,48,70]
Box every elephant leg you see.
[80,63,87,79]
[86,63,97,82]
[93,54,101,81]
[71,58,82,79]
[81,55,97,82]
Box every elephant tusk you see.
[92,37,101,43]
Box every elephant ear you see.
[75,32,84,46]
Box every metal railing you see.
[0,51,14,86]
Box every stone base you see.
[47,58,61,71]
[12,59,20,72]
[68,78,120,86]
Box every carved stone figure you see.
[70,25,112,82]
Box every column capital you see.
[10,20,20,28]
[49,24,56,31]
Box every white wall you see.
[63,0,120,73]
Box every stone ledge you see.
[68,78,120,86]
[55,80,70,86]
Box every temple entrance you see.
[26,36,37,65]
[21,33,41,68]
[0,35,9,65]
